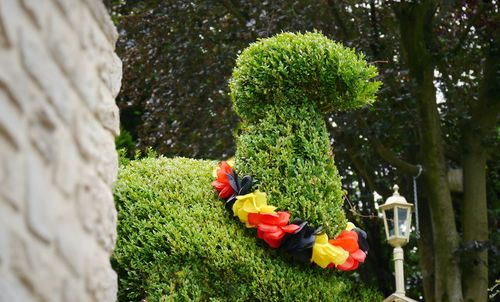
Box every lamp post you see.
[380,185,417,302]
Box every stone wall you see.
[0,0,121,301]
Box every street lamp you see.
[379,185,417,302]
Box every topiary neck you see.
[235,104,347,235]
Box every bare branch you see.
[369,135,420,175]
[355,116,420,175]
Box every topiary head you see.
[230,32,381,120]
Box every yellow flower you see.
[345,222,356,231]
[311,233,349,268]
[232,190,277,227]
[226,157,235,168]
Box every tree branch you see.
[356,116,421,175]
[370,135,420,174]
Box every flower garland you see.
[212,161,369,271]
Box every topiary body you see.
[113,32,381,301]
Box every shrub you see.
[113,156,381,301]
[235,104,347,236]
[232,32,380,236]
[113,32,382,301]
[230,31,380,120]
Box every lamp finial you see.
[393,184,400,196]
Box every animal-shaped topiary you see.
[113,32,381,301]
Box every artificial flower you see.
[212,161,236,199]
[212,163,369,271]
[226,173,253,197]
[247,212,300,248]
[329,230,359,253]
[280,219,318,263]
[328,224,367,271]
[354,227,369,254]
[311,233,349,268]
[226,158,235,168]
[232,190,276,226]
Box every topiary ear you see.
[230,32,381,120]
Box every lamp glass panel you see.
[397,207,409,237]
[385,208,395,237]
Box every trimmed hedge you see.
[113,156,381,301]
[230,32,380,120]
[232,32,380,236]
[235,104,346,236]
[113,32,382,301]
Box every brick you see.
[86,251,117,302]
[83,0,119,46]
[10,234,63,302]
[9,233,30,283]
[96,196,117,253]
[76,171,99,233]
[19,0,45,29]
[100,52,123,98]
[26,151,53,243]
[76,8,109,54]
[0,222,6,269]
[45,10,100,111]
[76,172,117,252]
[75,112,102,161]
[73,57,99,110]
[0,88,23,149]
[0,90,25,211]
[0,0,21,48]
[53,0,83,30]
[28,103,58,164]
[0,49,34,112]
[0,275,34,302]
[0,140,24,211]
[62,278,88,302]
[55,223,88,277]
[19,25,76,124]
[46,11,79,77]
[95,130,119,187]
[54,130,79,196]
[0,4,10,48]
[96,85,120,136]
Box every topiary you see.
[230,32,379,119]
[113,32,381,301]
[232,32,380,236]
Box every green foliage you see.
[230,32,381,120]
[115,128,136,157]
[236,104,346,236]
[232,33,380,236]
[113,156,382,302]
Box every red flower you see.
[212,161,235,199]
[247,212,300,248]
[328,230,366,271]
